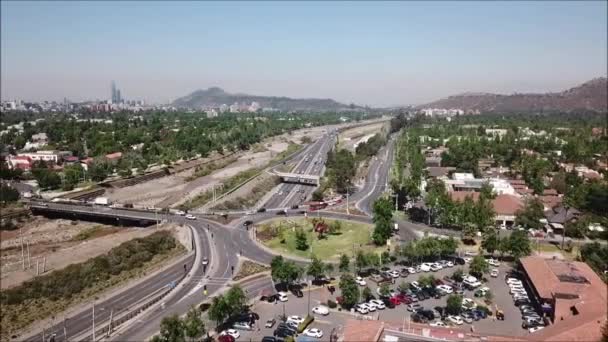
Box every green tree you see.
[183,306,205,342]
[372,197,394,245]
[355,250,368,272]
[339,254,350,273]
[481,229,499,255]
[329,220,342,235]
[515,197,544,230]
[270,256,302,285]
[451,268,464,282]
[398,281,410,293]
[307,255,326,280]
[484,290,494,304]
[225,286,247,317]
[379,283,391,297]
[208,296,229,327]
[446,295,463,315]
[418,275,436,288]
[0,184,19,205]
[338,274,359,308]
[508,230,532,259]
[361,286,372,301]
[157,314,186,342]
[294,228,309,251]
[469,255,489,278]
[88,160,110,182]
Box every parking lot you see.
[222,259,536,340]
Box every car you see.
[462,298,477,310]
[473,309,487,319]
[411,313,428,323]
[522,320,543,329]
[506,278,522,285]
[276,209,287,215]
[490,269,499,277]
[389,296,401,306]
[383,297,396,308]
[407,303,422,312]
[243,220,254,226]
[355,276,367,286]
[312,305,329,315]
[369,299,386,310]
[411,281,422,291]
[362,302,376,312]
[257,208,267,213]
[400,269,410,277]
[273,328,295,338]
[303,328,323,338]
[514,299,531,307]
[486,258,500,267]
[388,270,400,278]
[420,263,432,272]
[418,309,435,320]
[354,304,369,314]
[461,313,473,324]
[185,214,197,220]
[265,318,276,328]
[287,316,305,325]
[430,263,443,272]
[277,322,297,332]
[233,321,253,330]
[220,329,240,339]
[429,321,447,327]
[463,257,472,264]
[290,287,303,298]
[447,315,464,325]
[436,285,453,294]
[407,267,417,274]
[202,257,209,266]
[278,292,288,302]
[261,337,277,342]
[528,326,545,333]
[445,261,454,267]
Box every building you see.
[449,192,523,229]
[16,150,60,164]
[206,109,218,118]
[229,103,240,113]
[518,256,607,341]
[485,128,508,137]
[7,155,32,170]
[31,133,48,144]
[444,173,517,196]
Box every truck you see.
[93,197,110,206]
[394,223,399,232]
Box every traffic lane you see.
[24,252,196,342]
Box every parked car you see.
[407,303,422,312]
[388,270,400,278]
[490,269,499,277]
[528,326,545,333]
[461,313,474,324]
[447,315,464,325]
[278,292,288,302]
[430,321,447,327]
[312,305,329,315]
[419,263,432,272]
[286,316,305,325]
[185,214,197,220]
[220,329,241,339]
[355,276,367,286]
[383,297,396,308]
[354,304,369,314]
[303,328,323,338]
[400,269,410,277]
[430,263,443,272]
[265,318,276,328]
[407,267,417,274]
[369,299,386,310]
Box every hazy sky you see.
[1,1,607,106]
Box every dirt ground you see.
[0,217,185,289]
[338,122,387,151]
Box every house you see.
[544,206,581,235]
[426,166,455,179]
[7,155,32,170]
[31,133,48,144]
[444,173,517,195]
[449,192,523,229]
[16,150,60,164]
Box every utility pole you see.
[346,192,349,215]
[107,309,113,337]
[27,241,31,269]
[42,257,46,273]
[21,228,25,270]
[63,317,67,342]
[92,302,96,342]
[307,278,311,315]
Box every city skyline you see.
[1,1,607,106]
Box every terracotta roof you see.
[492,194,523,216]
[543,189,558,196]
[540,195,563,209]
[105,152,123,160]
[343,319,384,342]
[449,191,480,203]
[519,256,607,341]
[426,166,455,178]
[509,179,527,185]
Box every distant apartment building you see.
[219,104,229,113]
[229,103,240,113]
[421,108,464,117]
[206,109,218,118]
[485,128,508,137]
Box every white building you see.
[229,103,240,113]
[206,109,218,118]
[445,173,516,196]
[17,150,60,163]
[248,101,260,112]
[219,104,229,113]
[485,129,508,138]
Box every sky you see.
[1,1,607,107]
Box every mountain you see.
[172,87,359,112]
[419,77,608,113]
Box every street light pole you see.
[92,302,96,341]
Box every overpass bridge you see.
[274,172,320,186]
[29,202,160,227]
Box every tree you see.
[361,287,373,301]
[311,190,324,202]
[157,314,186,342]
[515,197,544,230]
[469,255,489,278]
[446,295,463,315]
[508,230,532,259]
[339,254,350,273]
[329,220,342,235]
[398,281,409,293]
[208,296,229,327]
[338,274,359,308]
[498,237,510,259]
[307,255,326,280]
[270,256,302,285]
[355,250,368,272]
[579,242,608,277]
[183,306,205,342]
[294,228,309,251]
[484,290,494,304]
[0,183,19,205]
[481,229,499,255]
[372,197,394,245]
[418,275,436,288]
[32,169,61,190]
[451,268,464,282]
[601,319,608,342]
[224,286,247,317]
[379,283,391,297]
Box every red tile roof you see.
[492,194,523,216]
[449,191,480,203]
[105,152,122,160]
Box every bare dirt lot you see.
[338,122,387,151]
[0,217,184,289]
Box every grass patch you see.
[212,175,280,210]
[257,217,383,260]
[270,142,301,164]
[233,260,270,281]
[0,231,184,339]
[72,226,120,241]
[185,155,239,182]
[532,241,578,260]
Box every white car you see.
[287,315,305,325]
[463,278,481,288]
[462,298,477,309]
[445,261,454,267]
[420,263,432,272]
[490,269,499,277]
[369,299,386,310]
[429,321,447,327]
[487,258,500,267]
[355,276,367,286]
[185,214,196,220]
[507,278,522,285]
[312,305,329,315]
[278,292,288,302]
[430,263,443,272]
[411,281,422,291]
[303,328,323,338]
[220,329,240,339]
[354,304,368,314]
[463,257,472,264]
[529,326,545,333]
[436,285,453,294]
[361,302,376,312]
[407,267,417,274]
[447,315,464,325]
[388,270,400,278]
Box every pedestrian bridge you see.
[274,172,320,186]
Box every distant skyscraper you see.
[111,81,117,103]
[117,89,122,103]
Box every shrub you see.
[327,300,337,309]
[297,315,314,333]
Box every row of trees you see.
[152,307,205,342]
[372,197,394,245]
[396,236,459,263]
[480,229,532,260]
[208,286,248,327]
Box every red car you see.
[394,294,412,304]
[433,279,445,286]
[389,296,401,306]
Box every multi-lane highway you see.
[19,126,411,342]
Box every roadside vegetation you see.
[233,260,270,281]
[185,155,239,182]
[0,231,183,338]
[212,175,280,210]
